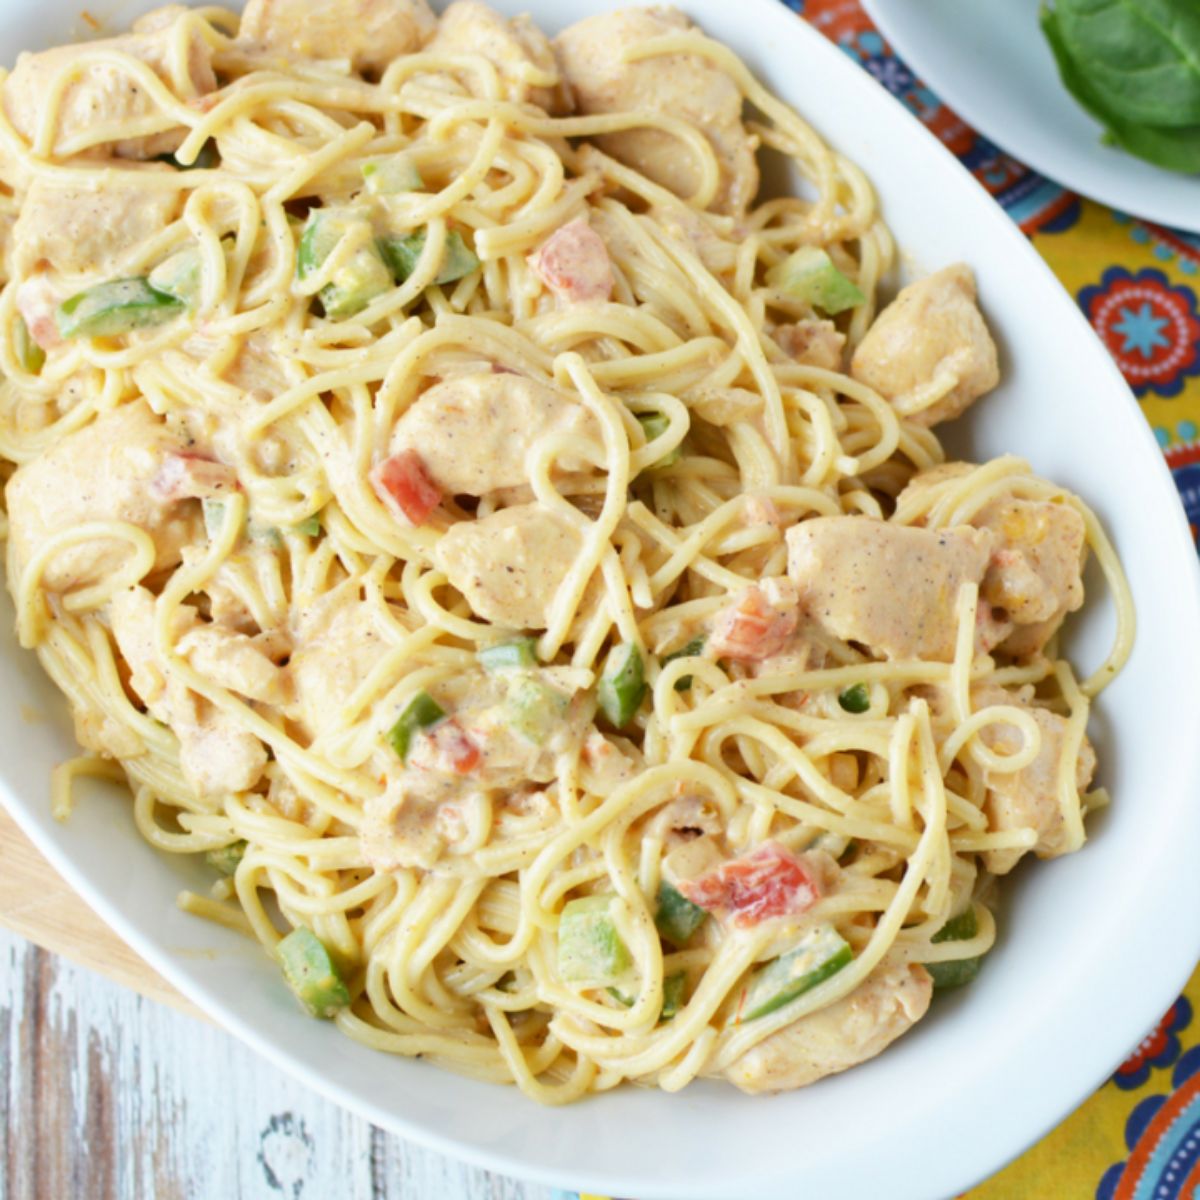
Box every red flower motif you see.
[1078,268,1200,399]
[1114,997,1192,1090]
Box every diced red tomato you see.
[151,452,239,502]
[678,841,819,928]
[528,218,614,304]
[427,720,481,776]
[16,274,63,351]
[370,449,441,526]
[708,582,799,662]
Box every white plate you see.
[861,0,1200,233]
[2,2,1200,1198]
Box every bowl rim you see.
[860,0,1200,236]
[2,2,1200,1198]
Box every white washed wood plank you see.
[371,1128,571,1200]
[0,928,564,1200]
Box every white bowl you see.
[861,0,1200,234]
[3,3,1200,1198]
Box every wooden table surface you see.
[0,811,563,1200]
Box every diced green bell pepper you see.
[56,277,184,339]
[740,924,853,1022]
[504,675,568,745]
[155,140,217,170]
[607,970,687,1021]
[386,690,445,763]
[660,969,687,1021]
[597,643,645,728]
[636,412,681,468]
[933,908,977,943]
[250,523,283,549]
[478,637,538,672]
[655,880,708,946]
[765,247,865,315]
[926,957,983,990]
[296,210,343,275]
[292,514,321,537]
[148,244,204,305]
[808,831,851,859]
[661,636,705,692]
[201,498,242,541]
[149,234,237,305]
[14,315,44,374]
[204,839,247,876]
[838,682,870,714]
[361,155,424,195]
[380,228,479,286]
[277,927,350,1018]
[297,209,393,320]
[925,906,983,990]
[558,894,632,983]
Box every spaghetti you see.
[0,0,1132,1102]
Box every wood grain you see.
[0,927,562,1200]
[0,804,203,1019]
[0,808,566,1199]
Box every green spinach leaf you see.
[1042,3,1200,172]
[1052,0,1200,127]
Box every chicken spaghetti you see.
[0,0,1133,1102]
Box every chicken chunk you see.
[12,173,180,278]
[151,453,240,503]
[288,589,401,739]
[981,503,1086,658]
[3,11,216,159]
[785,517,994,662]
[427,0,569,112]
[897,463,1088,658]
[580,729,641,793]
[723,962,932,1093]
[176,626,288,705]
[109,587,268,796]
[6,401,202,593]
[554,8,759,216]
[388,373,601,496]
[359,781,474,871]
[433,504,585,629]
[974,685,1096,875]
[774,319,846,370]
[850,265,999,428]
[239,0,436,74]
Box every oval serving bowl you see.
[1,2,1199,1198]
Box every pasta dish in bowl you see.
[0,0,1193,1194]
[0,0,1136,1102]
